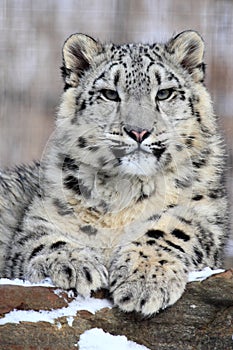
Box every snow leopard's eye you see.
[156,88,174,101]
[100,89,120,102]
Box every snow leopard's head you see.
[56,30,213,178]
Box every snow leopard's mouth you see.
[111,145,166,161]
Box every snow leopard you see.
[0,30,228,315]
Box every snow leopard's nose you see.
[123,126,151,143]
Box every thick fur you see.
[0,31,228,315]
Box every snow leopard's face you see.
[58,31,211,177]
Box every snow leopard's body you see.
[0,31,228,315]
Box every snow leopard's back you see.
[0,163,40,273]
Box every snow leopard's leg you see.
[109,208,223,315]
[4,216,108,296]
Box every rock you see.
[0,270,233,350]
[0,285,71,314]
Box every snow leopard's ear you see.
[61,33,102,90]
[166,30,205,83]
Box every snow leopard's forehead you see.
[106,42,164,58]
[89,42,185,97]
[102,42,174,73]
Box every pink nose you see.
[130,129,150,143]
[124,127,151,143]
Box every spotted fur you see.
[0,31,228,315]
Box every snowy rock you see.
[0,270,233,350]
[0,284,68,314]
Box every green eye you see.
[101,89,120,102]
[156,88,174,101]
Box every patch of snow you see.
[67,316,74,327]
[0,295,112,326]
[190,304,197,309]
[77,328,151,350]
[0,277,54,287]
[56,322,62,329]
[53,288,70,302]
[188,267,225,282]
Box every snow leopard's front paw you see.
[26,248,108,296]
[109,249,187,315]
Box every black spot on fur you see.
[139,252,148,259]
[83,267,92,283]
[62,155,79,171]
[78,136,87,148]
[120,294,133,303]
[148,214,161,221]
[195,111,201,123]
[63,175,81,195]
[168,204,177,208]
[28,244,45,261]
[208,188,225,199]
[176,216,192,225]
[53,198,74,216]
[80,225,98,235]
[138,192,149,202]
[114,71,120,85]
[192,194,203,201]
[157,62,165,68]
[175,177,192,189]
[79,100,86,111]
[214,249,219,265]
[171,229,190,242]
[63,266,73,279]
[155,72,161,85]
[140,299,146,308]
[110,279,117,287]
[194,247,203,264]
[185,135,195,148]
[166,71,180,84]
[50,241,67,250]
[189,98,195,115]
[192,158,207,168]
[146,229,165,239]
[152,147,166,160]
[179,90,186,101]
[163,152,172,166]
[159,260,168,265]
[147,240,156,245]
[165,240,185,253]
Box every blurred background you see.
[0,0,232,266]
